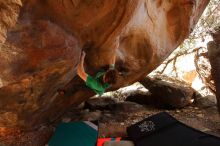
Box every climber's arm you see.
[77,51,88,81]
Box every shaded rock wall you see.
[0,0,209,129]
[139,77,195,108]
[207,27,220,112]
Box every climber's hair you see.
[103,69,118,84]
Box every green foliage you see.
[185,0,220,49]
[155,0,220,95]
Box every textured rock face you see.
[207,27,220,112]
[139,77,195,108]
[0,0,209,129]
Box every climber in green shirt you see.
[77,51,117,95]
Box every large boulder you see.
[139,77,196,108]
[0,0,209,129]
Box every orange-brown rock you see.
[0,0,209,129]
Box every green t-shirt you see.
[86,72,111,95]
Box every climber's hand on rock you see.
[81,51,86,59]
[78,51,86,65]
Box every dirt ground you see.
[98,103,220,138]
[0,99,220,146]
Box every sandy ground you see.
[98,104,220,138]
[0,99,220,146]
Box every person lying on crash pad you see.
[77,51,117,95]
